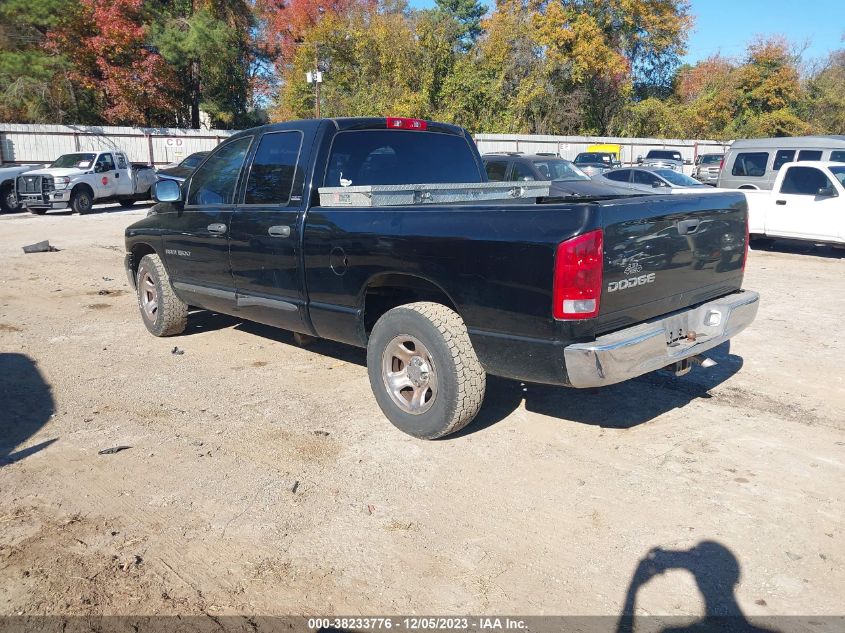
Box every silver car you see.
[693,153,724,185]
[596,167,713,194]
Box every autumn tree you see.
[48,0,182,126]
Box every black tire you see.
[749,235,774,249]
[118,197,135,208]
[29,207,48,215]
[136,254,188,337]
[70,188,93,214]
[366,302,486,439]
[0,183,21,214]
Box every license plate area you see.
[664,314,690,346]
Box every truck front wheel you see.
[0,183,21,213]
[366,302,486,439]
[70,188,93,214]
[135,254,187,337]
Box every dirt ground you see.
[0,204,843,620]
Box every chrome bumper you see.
[564,290,760,388]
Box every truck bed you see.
[302,190,749,384]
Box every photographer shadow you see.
[616,542,778,633]
[0,353,57,467]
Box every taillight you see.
[719,158,724,170]
[553,229,603,320]
[386,117,427,130]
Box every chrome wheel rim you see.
[140,271,158,321]
[381,335,438,415]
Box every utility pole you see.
[314,47,321,119]
[306,44,323,119]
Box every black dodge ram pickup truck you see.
[125,117,759,439]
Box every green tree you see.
[805,49,845,134]
[0,0,91,122]
[150,0,261,128]
[433,0,487,50]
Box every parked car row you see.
[480,148,845,247]
[0,150,212,214]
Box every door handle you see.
[115,173,120,178]
[677,219,700,235]
[775,200,786,205]
[268,225,291,238]
[207,223,227,235]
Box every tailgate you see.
[597,192,747,334]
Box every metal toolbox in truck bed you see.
[318,181,552,207]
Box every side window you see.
[116,153,128,170]
[830,150,845,163]
[484,161,508,182]
[605,169,631,182]
[187,137,252,206]
[511,161,536,181]
[797,150,822,162]
[96,153,115,172]
[731,152,768,177]
[780,166,834,196]
[633,170,660,185]
[772,150,795,171]
[244,131,304,205]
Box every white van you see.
[717,136,845,190]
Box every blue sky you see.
[407,0,844,64]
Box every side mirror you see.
[817,185,838,197]
[652,181,665,188]
[636,155,643,164]
[154,179,182,203]
[94,163,106,173]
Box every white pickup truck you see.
[746,161,845,247]
[1,164,45,213]
[16,150,156,215]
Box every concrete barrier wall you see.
[0,124,235,166]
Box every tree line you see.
[1,0,842,139]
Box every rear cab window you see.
[324,130,482,188]
[732,152,769,177]
[830,150,845,163]
[244,131,304,205]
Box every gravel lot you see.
[0,205,843,620]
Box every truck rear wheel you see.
[136,254,187,337]
[70,188,93,214]
[366,302,486,439]
[1,183,21,213]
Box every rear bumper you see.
[564,290,759,388]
